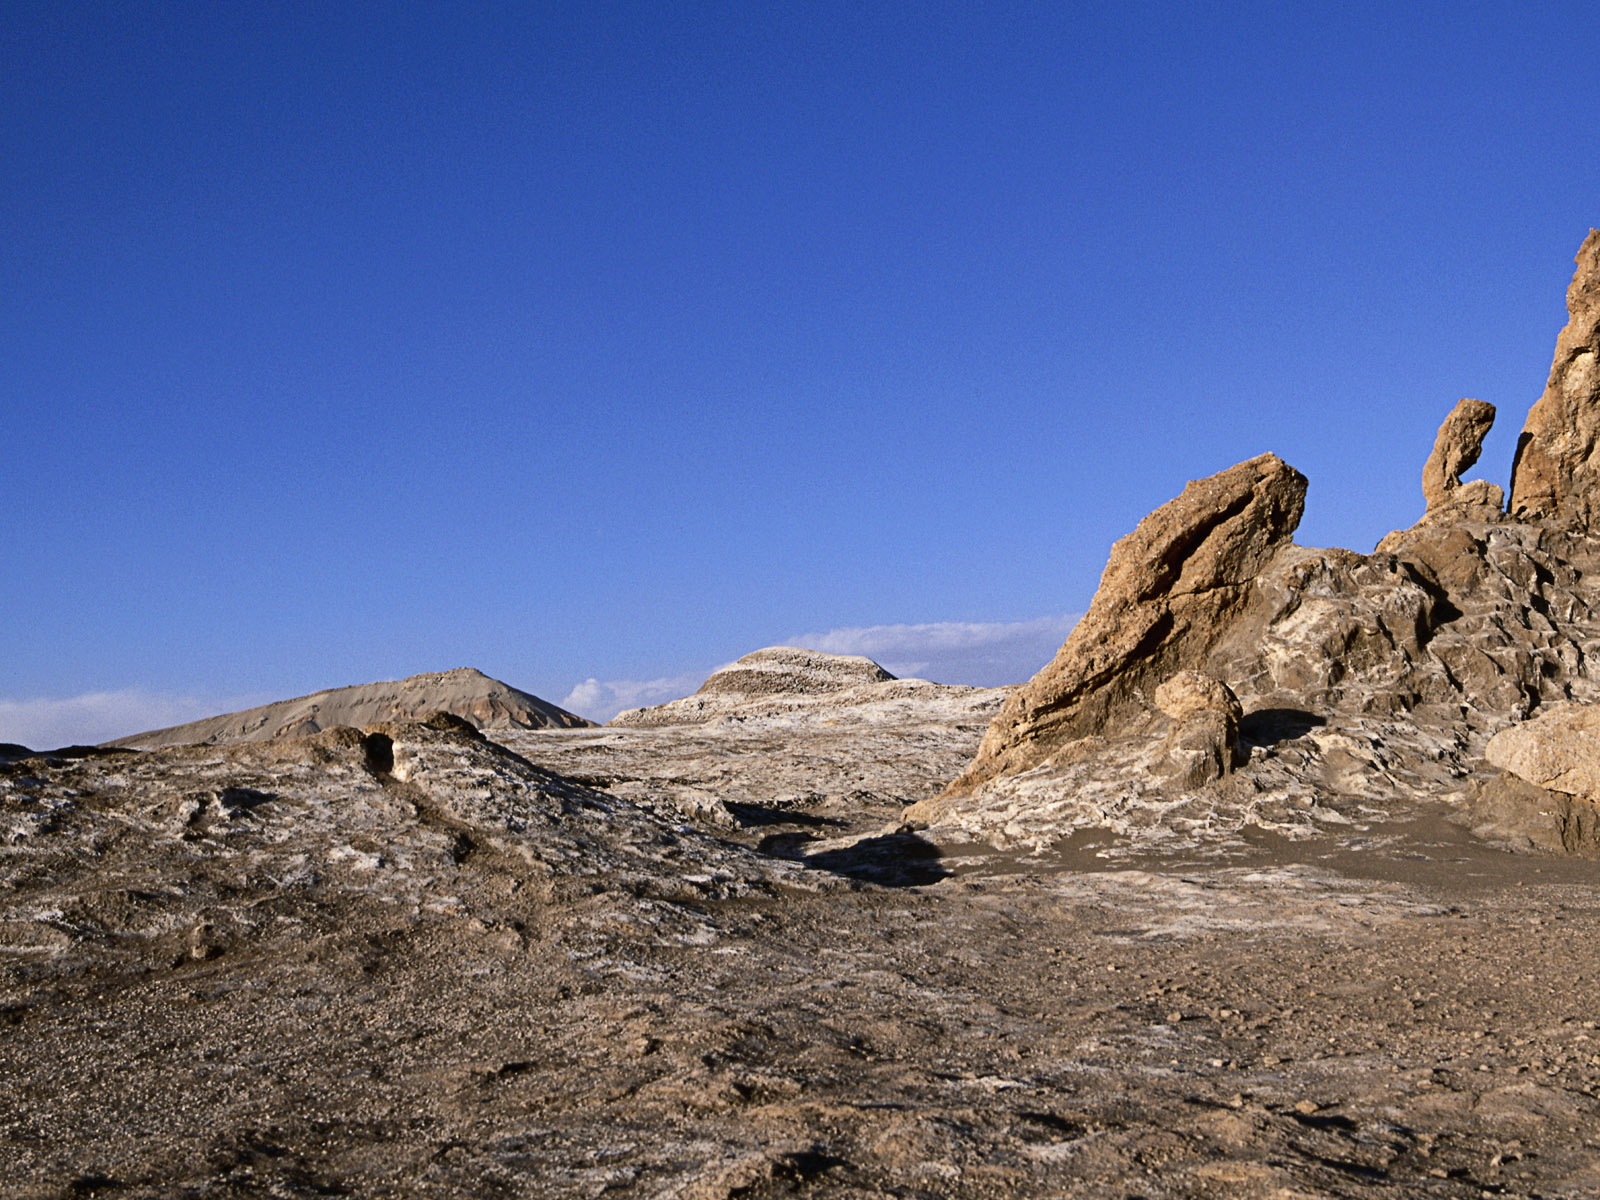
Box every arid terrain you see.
[5,696,1600,1199]
[9,231,1600,1197]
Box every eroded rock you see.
[1422,398,1499,513]
[939,453,1306,796]
[1154,670,1242,789]
[695,646,895,697]
[1485,704,1600,799]
[609,647,984,728]
[1509,229,1600,529]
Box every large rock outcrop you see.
[941,453,1306,794]
[107,667,591,749]
[1508,229,1600,529]
[912,250,1600,850]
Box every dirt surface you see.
[5,709,1600,1198]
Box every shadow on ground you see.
[1240,707,1325,749]
[797,830,951,887]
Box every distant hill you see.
[105,667,591,749]
[609,646,995,727]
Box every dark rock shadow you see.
[216,787,275,817]
[1239,708,1325,748]
[800,830,951,887]
[724,801,847,830]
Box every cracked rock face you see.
[1509,228,1600,529]
[935,453,1306,799]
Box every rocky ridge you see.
[1510,227,1600,528]
[107,667,591,749]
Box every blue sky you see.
[5,2,1600,742]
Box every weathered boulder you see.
[1154,670,1242,789]
[1485,704,1600,799]
[943,453,1306,794]
[1508,229,1600,529]
[1422,398,1499,513]
[1466,705,1600,856]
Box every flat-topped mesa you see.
[1422,398,1502,515]
[1509,229,1600,529]
[942,453,1306,795]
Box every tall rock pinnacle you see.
[1508,229,1600,529]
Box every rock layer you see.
[1509,229,1600,528]
[107,667,591,749]
[942,453,1306,794]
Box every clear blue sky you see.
[5,2,1599,741]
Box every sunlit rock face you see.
[936,453,1306,800]
[1510,228,1600,530]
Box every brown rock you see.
[1153,670,1243,726]
[1508,229,1600,528]
[1485,704,1600,800]
[1421,398,1498,512]
[1466,770,1600,856]
[1154,670,1243,789]
[945,453,1306,793]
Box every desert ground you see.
[5,689,1600,1200]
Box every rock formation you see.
[1153,670,1242,789]
[909,232,1600,853]
[1508,228,1600,528]
[107,667,591,749]
[1466,705,1600,855]
[1421,398,1500,513]
[1485,703,1600,798]
[941,453,1306,794]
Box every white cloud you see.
[0,689,226,750]
[560,672,708,725]
[787,614,1082,687]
